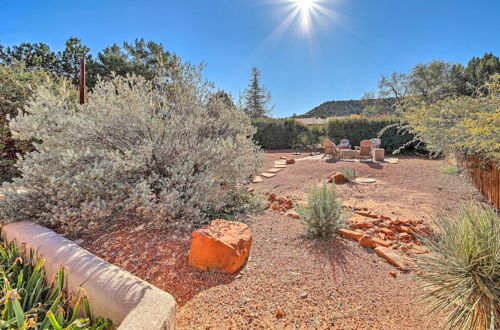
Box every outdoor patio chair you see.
[339,139,351,149]
[371,138,381,149]
[355,139,372,158]
[323,139,340,159]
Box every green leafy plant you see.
[296,181,348,238]
[439,164,461,175]
[0,240,112,329]
[416,202,499,330]
[202,187,266,222]
[341,168,358,183]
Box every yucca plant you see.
[416,201,499,330]
[0,240,112,329]
[296,181,348,238]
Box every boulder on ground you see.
[327,171,348,184]
[286,158,295,164]
[188,219,252,274]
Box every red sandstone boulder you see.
[286,159,295,164]
[188,219,252,274]
[327,171,348,184]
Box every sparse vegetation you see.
[416,201,500,330]
[342,168,358,183]
[296,181,348,238]
[439,164,461,175]
[0,240,111,329]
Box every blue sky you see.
[1,0,499,117]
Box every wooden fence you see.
[463,156,500,209]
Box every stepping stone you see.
[274,164,287,168]
[355,178,376,184]
[261,172,277,178]
[267,168,283,173]
[275,160,286,165]
[385,158,399,164]
[252,176,263,183]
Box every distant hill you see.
[298,99,392,118]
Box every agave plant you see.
[416,201,500,330]
[0,240,112,329]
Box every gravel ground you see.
[80,150,483,329]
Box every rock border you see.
[2,221,176,330]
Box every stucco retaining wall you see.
[2,221,176,329]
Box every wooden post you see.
[79,58,85,105]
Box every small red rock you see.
[390,271,397,278]
[276,310,286,318]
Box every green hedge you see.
[252,118,308,149]
[326,117,420,154]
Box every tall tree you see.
[409,60,455,103]
[58,36,92,85]
[93,39,179,84]
[0,42,60,73]
[242,67,273,118]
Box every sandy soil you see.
[80,150,482,329]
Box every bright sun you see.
[296,0,315,11]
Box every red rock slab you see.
[380,228,394,236]
[338,229,364,241]
[374,246,408,270]
[188,219,252,274]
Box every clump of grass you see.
[342,168,358,182]
[296,181,349,238]
[440,164,461,175]
[416,201,499,330]
[0,240,112,329]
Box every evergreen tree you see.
[242,67,273,118]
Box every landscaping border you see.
[463,157,500,209]
[1,221,176,330]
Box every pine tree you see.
[242,67,273,118]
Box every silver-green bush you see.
[417,201,499,330]
[296,181,348,238]
[0,64,262,232]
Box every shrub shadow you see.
[299,236,357,274]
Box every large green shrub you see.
[326,116,420,154]
[251,118,308,149]
[0,65,263,233]
[416,202,499,330]
[296,181,348,238]
[0,64,55,182]
[403,75,500,162]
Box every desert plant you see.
[0,240,112,329]
[202,186,266,221]
[0,63,263,232]
[342,168,358,182]
[296,181,348,238]
[439,164,461,175]
[416,201,500,330]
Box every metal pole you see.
[79,58,85,105]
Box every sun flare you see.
[296,0,315,11]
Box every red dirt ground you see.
[80,150,483,329]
